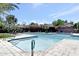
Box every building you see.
[57,23,74,33]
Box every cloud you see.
[50,5,79,18]
[31,3,43,8]
[30,18,49,24]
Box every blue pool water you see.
[9,33,79,52]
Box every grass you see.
[0,33,15,38]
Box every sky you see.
[10,3,79,24]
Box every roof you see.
[60,23,73,27]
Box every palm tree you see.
[0,3,19,15]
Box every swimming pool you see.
[9,33,79,52]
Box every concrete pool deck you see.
[0,38,79,56]
[44,39,79,56]
[7,34,37,41]
[14,34,37,39]
[0,39,44,56]
[0,40,30,56]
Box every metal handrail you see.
[31,40,35,56]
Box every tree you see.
[6,15,17,33]
[6,15,17,24]
[0,3,19,33]
[52,19,65,26]
[70,21,73,25]
[30,22,38,25]
[0,3,19,15]
[0,17,4,28]
[64,20,68,23]
[73,22,79,30]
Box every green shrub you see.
[0,33,15,38]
